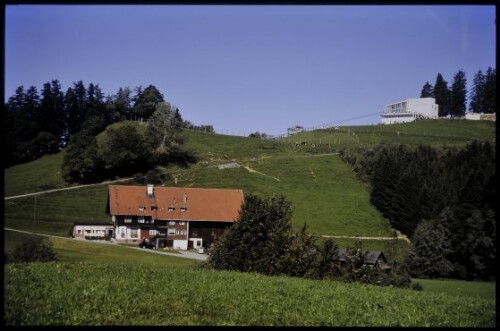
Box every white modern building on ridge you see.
[380,98,439,124]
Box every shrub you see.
[411,282,424,291]
[10,237,57,263]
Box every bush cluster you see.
[207,194,414,289]
[84,235,111,241]
[6,237,57,263]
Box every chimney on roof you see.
[147,184,154,198]
[183,193,187,204]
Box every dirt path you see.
[4,177,133,200]
[322,231,410,243]
[243,165,281,182]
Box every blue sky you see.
[5,5,496,136]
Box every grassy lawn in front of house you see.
[4,230,197,267]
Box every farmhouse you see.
[107,184,244,250]
[380,97,439,124]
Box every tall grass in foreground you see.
[4,262,495,327]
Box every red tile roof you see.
[108,185,244,222]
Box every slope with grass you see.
[169,153,392,237]
[4,119,495,259]
[290,119,496,148]
[4,261,495,326]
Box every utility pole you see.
[33,195,37,223]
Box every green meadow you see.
[4,260,495,327]
[4,119,495,263]
[4,228,495,327]
[291,119,496,148]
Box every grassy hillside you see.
[4,230,198,267]
[4,119,495,259]
[4,185,110,237]
[415,278,495,301]
[4,151,68,197]
[5,261,495,326]
[169,154,391,236]
[290,119,496,148]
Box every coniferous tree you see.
[64,81,88,143]
[433,73,450,117]
[420,81,433,97]
[406,217,454,278]
[107,87,133,121]
[449,70,467,117]
[5,86,44,165]
[37,80,65,152]
[83,83,108,135]
[483,67,496,113]
[469,70,485,113]
[5,87,28,166]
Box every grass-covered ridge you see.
[4,261,495,326]
[290,119,496,148]
[4,119,495,254]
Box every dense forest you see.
[340,141,496,280]
[4,81,213,169]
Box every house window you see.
[179,221,186,225]
[121,228,126,238]
[168,206,175,212]
[139,205,145,211]
[192,229,198,237]
[124,217,132,223]
[138,216,145,223]
[149,229,157,235]
[211,229,217,238]
[180,207,187,212]
[168,228,175,235]
[130,229,138,238]
[169,221,176,225]
[77,230,81,234]
[176,230,187,236]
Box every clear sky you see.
[5,5,496,136]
